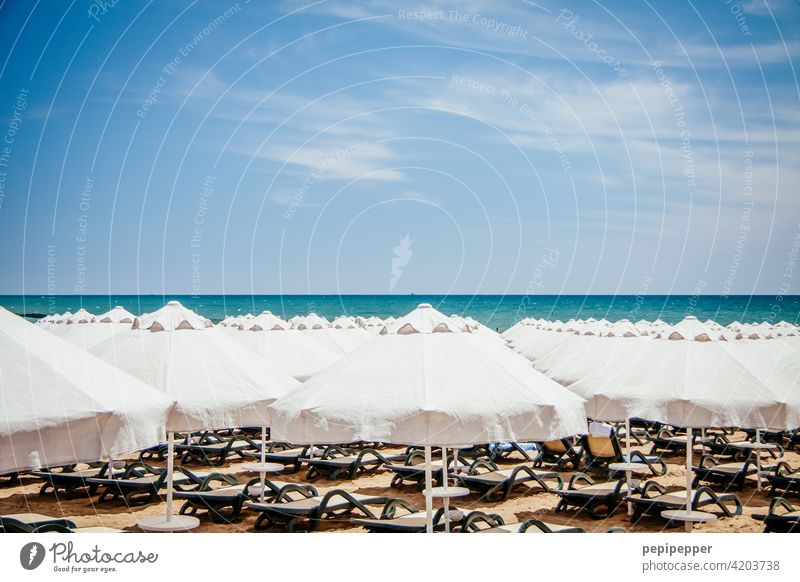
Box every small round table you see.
[609,462,650,516]
[241,462,285,502]
[729,442,777,490]
[661,509,717,532]
[138,514,199,532]
[424,486,469,532]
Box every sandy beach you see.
[2,436,794,534]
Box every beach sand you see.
[1,437,795,533]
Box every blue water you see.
[2,295,798,331]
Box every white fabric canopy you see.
[270,304,587,446]
[47,322,132,350]
[91,328,298,432]
[242,311,288,331]
[383,303,467,335]
[299,327,370,355]
[0,307,173,474]
[567,339,796,428]
[97,306,136,324]
[291,313,330,330]
[66,308,95,324]
[229,329,340,382]
[133,301,211,332]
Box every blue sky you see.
[0,0,798,295]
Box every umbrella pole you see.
[260,426,267,502]
[685,427,692,533]
[424,446,433,533]
[166,431,174,523]
[442,447,450,533]
[755,428,762,491]
[625,418,632,516]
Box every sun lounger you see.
[350,498,462,533]
[302,445,406,481]
[554,473,630,519]
[174,433,261,466]
[32,463,126,497]
[174,477,318,523]
[246,488,391,532]
[648,428,689,455]
[386,450,468,490]
[626,481,742,524]
[87,463,233,506]
[241,444,317,473]
[1,513,129,533]
[582,430,667,477]
[0,513,76,533]
[460,510,585,533]
[532,438,584,470]
[763,462,800,496]
[692,455,758,491]
[456,460,563,501]
[755,498,800,533]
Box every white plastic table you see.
[241,462,285,501]
[138,514,199,532]
[424,486,469,532]
[661,509,717,532]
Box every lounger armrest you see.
[519,519,551,533]
[768,497,796,516]
[197,472,239,490]
[379,498,418,519]
[355,448,386,465]
[568,472,595,490]
[320,445,354,459]
[610,478,628,497]
[460,510,504,532]
[773,461,799,476]
[273,485,317,503]
[466,459,498,475]
[693,486,741,517]
[639,480,667,499]
[120,461,149,478]
[698,454,720,468]
[404,450,427,466]
[267,442,294,453]
[656,428,676,439]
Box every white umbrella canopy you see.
[270,304,587,447]
[0,307,174,474]
[231,329,341,382]
[537,335,649,387]
[97,306,136,324]
[567,339,790,428]
[300,327,371,356]
[660,316,723,341]
[330,316,358,329]
[291,313,330,330]
[383,303,467,335]
[242,311,288,331]
[65,308,95,324]
[48,322,132,350]
[133,300,211,332]
[90,327,299,432]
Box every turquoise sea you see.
[2,295,798,331]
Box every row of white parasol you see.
[5,301,588,532]
[504,318,800,530]
[509,315,799,340]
